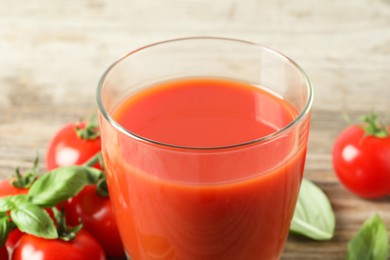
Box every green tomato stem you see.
[76,115,100,140]
[361,113,388,138]
[82,152,102,167]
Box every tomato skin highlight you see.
[46,123,101,170]
[332,125,390,198]
[65,184,125,257]
[12,230,106,260]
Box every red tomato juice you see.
[101,78,308,260]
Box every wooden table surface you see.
[1,0,390,259]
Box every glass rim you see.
[96,36,313,150]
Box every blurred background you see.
[0,0,389,258]
[2,0,390,181]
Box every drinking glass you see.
[97,37,313,260]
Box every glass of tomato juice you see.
[97,37,313,260]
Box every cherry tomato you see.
[65,184,125,257]
[0,246,8,260]
[46,120,101,170]
[0,180,28,197]
[12,230,106,260]
[332,114,390,198]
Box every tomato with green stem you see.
[13,211,106,260]
[12,206,106,260]
[46,116,101,170]
[0,156,39,197]
[12,230,105,260]
[332,113,390,198]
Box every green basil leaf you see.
[290,178,335,240]
[0,197,14,213]
[28,166,102,207]
[347,214,388,260]
[0,215,12,246]
[0,195,30,213]
[10,203,57,239]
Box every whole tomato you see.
[65,184,125,258]
[12,230,106,260]
[0,246,8,260]
[332,113,390,198]
[46,117,101,170]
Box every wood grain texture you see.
[1,0,390,259]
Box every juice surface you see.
[101,78,307,259]
[116,78,294,148]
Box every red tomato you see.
[0,246,8,260]
[0,180,29,197]
[46,121,101,170]
[12,230,106,260]
[333,123,390,198]
[6,229,23,252]
[65,184,125,257]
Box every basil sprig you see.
[0,165,102,241]
[290,178,335,240]
[347,214,388,260]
